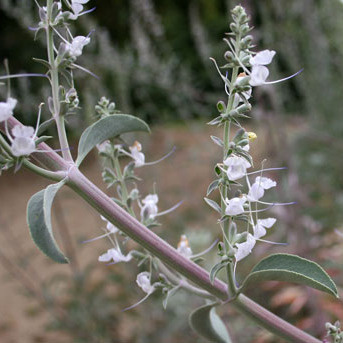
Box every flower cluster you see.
[206,6,299,275]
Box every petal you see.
[250,50,276,66]
[249,65,269,86]
[255,176,277,189]
[247,183,265,202]
[235,234,256,261]
[258,217,277,228]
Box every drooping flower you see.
[66,36,91,58]
[224,155,251,181]
[10,125,36,157]
[225,196,246,216]
[100,215,118,234]
[0,98,17,122]
[98,247,132,264]
[177,235,193,258]
[247,176,277,202]
[235,233,256,262]
[253,217,277,239]
[136,272,155,294]
[140,194,159,220]
[129,141,145,167]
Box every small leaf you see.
[27,181,68,264]
[207,180,220,196]
[204,198,221,213]
[189,303,231,343]
[76,114,150,166]
[210,260,229,284]
[211,135,224,147]
[207,116,222,126]
[241,253,338,297]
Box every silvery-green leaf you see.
[210,260,229,284]
[241,253,338,297]
[27,181,68,264]
[204,197,221,213]
[76,114,150,166]
[207,116,222,126]
[35,135,52,146]
[211,135,224,147]
[207,180,220,196]
[189,303,231,343]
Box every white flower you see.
[223,155,251,181]
[11,125,36,157]
[66,36,90,58]
[255,176,277,189]
[136,272,155,294]
[98,247,132,264]
[177,235,193,258]
[96,140,111,153]
[235,233,256,262]
[140,194,159,220]
[129,141,145,167]
[225,196,246,216]
[253,217,277,239]
[100,215,118,234]
[249,50,275,86]
[0,97,17,122]
[250,50,276,66]
[69,0,90,19]
[247,176,277,202]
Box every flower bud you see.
[217,101,226,113]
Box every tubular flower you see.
[234,233,256,262]
[225,196,247,216]
[98,247,132,264]
[249,50,276,86]
[253,218,277,239]
[224,155,251,181]
[247,176,277,202]
[136,272,155,294]
[0,98,17,122]
[66,36,90,58]
[140,194,159,221]
[10,125,36,157]
[177,235,193,258]
[129,141,145,167]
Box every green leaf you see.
[76,114,150,166]
[241,253,338,297]
[189,303,231,343]
[204,197,221,213]
[27,181,68,264]
[210,260,229,284]
[207,180,220,196]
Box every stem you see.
[232,294,321,343]
[0,119,323,343]
[45,0,73,162]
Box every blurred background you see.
[1,0,343,342]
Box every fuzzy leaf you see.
[211,135,224,147]
[76,114,150,166]
[204,197,221,213]
[27,181,68,264]
[189,304,231,343]
[210,260,228,284]
[241,253,338,297]
[207,180,220,196]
